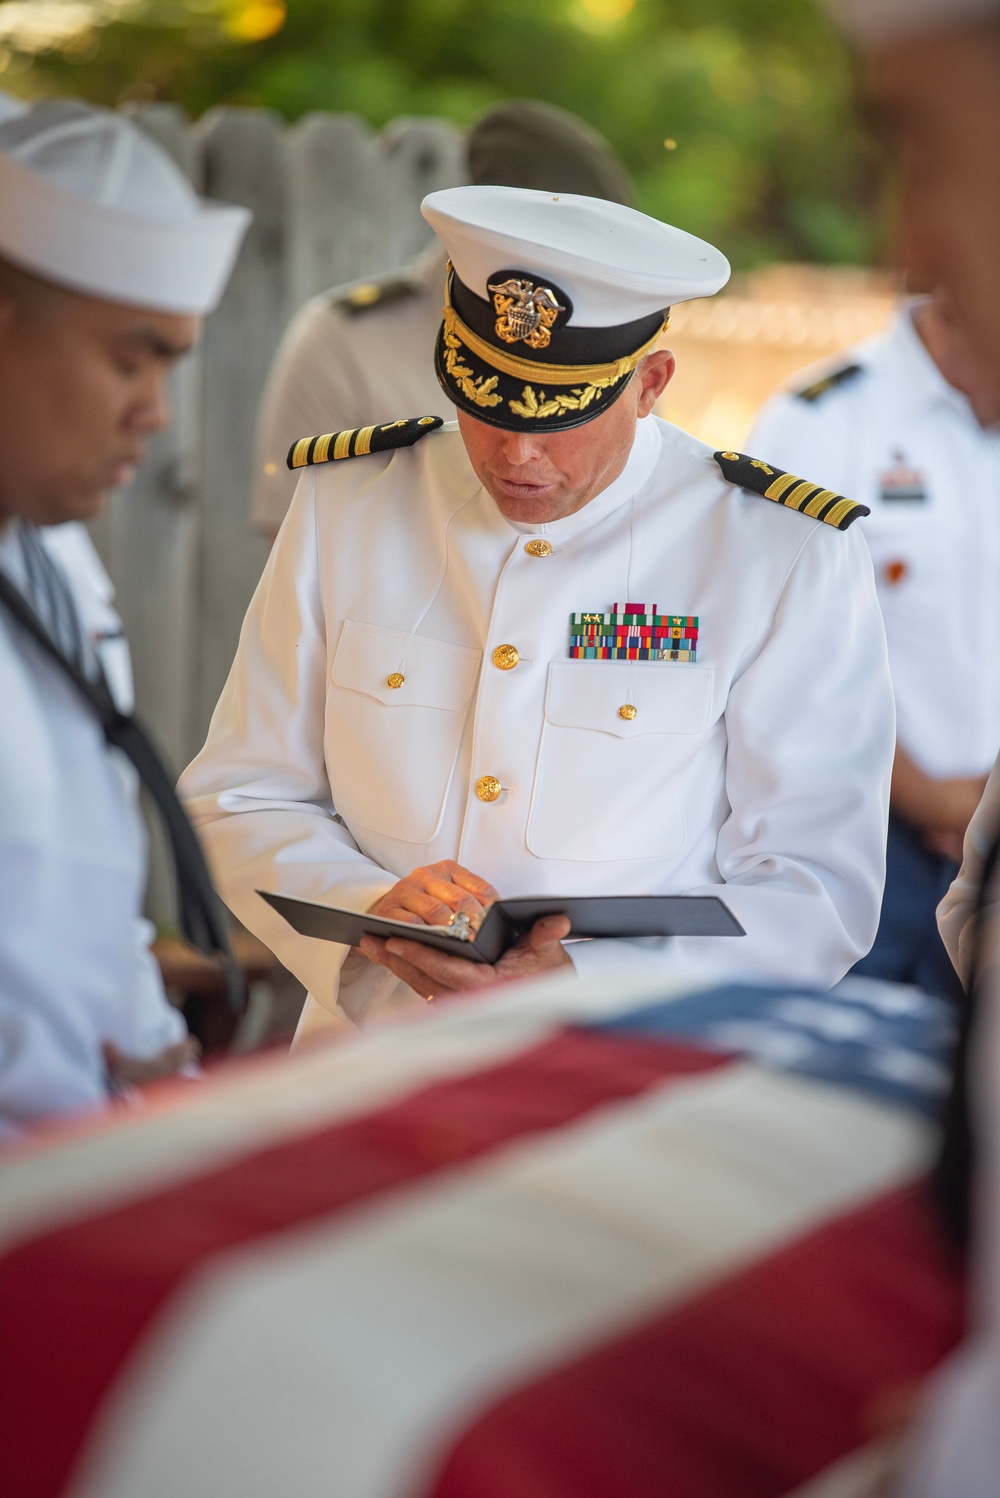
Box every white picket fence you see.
[91,104,465,763]
[84,106,465,915]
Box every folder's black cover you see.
[258,890,745,966]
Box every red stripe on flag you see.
[0,1032,728,1498]
[426,1184,965,1498]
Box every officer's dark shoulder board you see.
[793,362,864,404]
[713,451,869,530]
[287,416,443,471]
[329,274,419,318]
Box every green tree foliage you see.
[0,0,877,266]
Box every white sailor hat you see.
[0,100,250,316]
[421,184,730,432]
[829,0,1000,42]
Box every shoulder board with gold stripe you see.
[713,451,869,530]
[794,363,863,404]
[332,276,418,317]
[287,416,443,471]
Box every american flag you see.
[0,971,963,1498]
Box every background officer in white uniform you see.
[250,99,635,542]
[750,287,1000,1000]
[182,185,895,1037]
[0,101,248,1135]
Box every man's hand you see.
[360,862,572,1000]
[891,745,987,860]
[368,859,500,929]
[103,1036,201,1088]
[360,912,572,1001]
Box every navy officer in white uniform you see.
[0,101,247,1134]
[181,186,896,1037]
[751,286,1000,1000]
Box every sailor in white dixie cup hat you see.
[182,186,895,1037]
[0,101,248,1136]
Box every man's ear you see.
[635,348,675,417]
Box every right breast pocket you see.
[326,620,481,843]
[526,662,715,862]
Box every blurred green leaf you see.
[0,0,876,267]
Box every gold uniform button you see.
[386,672,405,689]
[525,539,552,558]
[476,775,502,803]
[618,703,637,721]
[492,644,520,671]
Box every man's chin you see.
[39,488,112,526]
[487,481,570,524]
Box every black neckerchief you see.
[0,566,240,1010]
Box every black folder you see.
[258,890,745,966]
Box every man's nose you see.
[501,431,545,465]
[136,372,173,434]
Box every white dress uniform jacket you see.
[0,522,185,1138]
[750,306,1000,781]
[183,415,895,1030]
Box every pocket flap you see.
[544,661,714,737]
[331,621,481,710]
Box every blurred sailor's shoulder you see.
[251,244,450,535]
[271,243,447,389]
[326,245,440,321]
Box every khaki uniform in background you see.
[250,98,636,539]
[250,243,449,537]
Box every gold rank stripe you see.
[290,435,313,469]
[763,470,865,528]
[286,415,441,471]
[714,451,868,530]
[290,426,377,468]
[763,472,802,504]
[822,496,864,528]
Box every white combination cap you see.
[421,185,729,432]
[422,184,729,327]
[828,0,1000,43]
[0,100,250,315]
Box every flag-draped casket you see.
[0,971,963,1498]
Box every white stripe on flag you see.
[784,1440,899,1497]
[0,966,698,1252]
[68,1063,929,1498]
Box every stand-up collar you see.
[504,413,662,538]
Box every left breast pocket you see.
[526,662,715,862]
[326,621,481,843]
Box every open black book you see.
[258,890,745,966]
